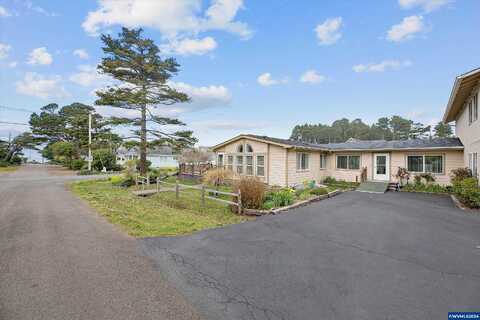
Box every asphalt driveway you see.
[0,165,200,320]
[141,191,480,320]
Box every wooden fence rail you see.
[157,179,243,213]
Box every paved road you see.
[0,165,200,320]
[141,191,480,320]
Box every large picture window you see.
[407,155,443,174]
[296,153,309,170]
[336,155,360,170]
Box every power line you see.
[0,105,36,113]
[0,121,29,126]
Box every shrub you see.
[10,155,22,165]
[402,183,449,193]
[92,149,117,171]
[261,200,275,210]
[233,177,266,209]
[310,187,328,196]
[264,188,295,207]
[395,167,410,186]
[453,177,480,208]
[71,159,85,170]
[419,173,435,184]
[323,176,336,184]
[298,190,312,200]
[203,168,233,187]
[110,175,124,186]
[451,167,472,184]
[0,160,9,167]
[413,175,422,185]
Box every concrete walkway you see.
[0,165,200,320]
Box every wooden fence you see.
[135,175,242,213]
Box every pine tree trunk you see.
[140,104,147,175]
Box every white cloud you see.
[8,61,18,68]
[398,0,450,12]
[315,17,343,46]
[16,72,69,99]
[353,60,412,73]
[0,43,11,59]
[27,47,53,65]
[73,49,89,59]
[387,15,425,42]
[161,37,217,56]
[24,1,58,17]
[69,64,112,87]
[257,73,288,87]
[300,70,326,84]
[82,0,252,40]
[0,5,11,17]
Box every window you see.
[425,156,443,174]
[336,155,359,170]
[407,155,443,174]
[256,155,265,176]
[227,155,234,171]
[349,156,360,170]
[237,144,244,153]
[236,155,243,174]
[320,154,327,169]
[246,144,253,153]
[246,155,253,175]
[336,155,348,169]
[296,153,309,170]
[407,155,423,172]
[217,154,224,167]
[469,100,473,125]
[474,94,478,122]
[469,153,478,178]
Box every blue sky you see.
[0,0,479,146]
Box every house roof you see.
[443,67,480,123]
[212,134,463,152]
[316,137,463,151]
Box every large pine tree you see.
[96,28,196,174]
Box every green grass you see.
[0,166,19,173]
[71,179,248,237]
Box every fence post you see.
[201,184,205,207]
[238,189,243,214]
[175,179,179,199]
[147,174,150,186]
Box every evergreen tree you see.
[434,121,453,137]
[95,28,196,174]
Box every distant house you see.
[116,146,178,168]
[212,68,480,187]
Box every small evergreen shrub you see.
[453,177,480,208]
[323,176,336,184]
[71,159,85,170]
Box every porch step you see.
[356,181,390,194]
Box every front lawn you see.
[0,166,19,173]
[71,179,249,237]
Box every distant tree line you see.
[290,116,453,144]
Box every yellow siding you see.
[286,150,322,187]
[268,145,287,186]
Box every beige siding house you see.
[213,68,480,187]
[443,68,480,180]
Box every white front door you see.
[373,153,390,181]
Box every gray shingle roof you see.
[245,134,463,151]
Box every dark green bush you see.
[453,178,480,208]
[71,159,85,170]
[261,200,275,210]
[323,176,336,184]
[92,149,117,171]
[402,183,449,193]
[310,187,328,195]
[0,160,9,167]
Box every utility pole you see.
[88,112,92,171]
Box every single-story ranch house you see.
[212,68,480,187]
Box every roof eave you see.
[328,146,464,152]
[211,134,291,151]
